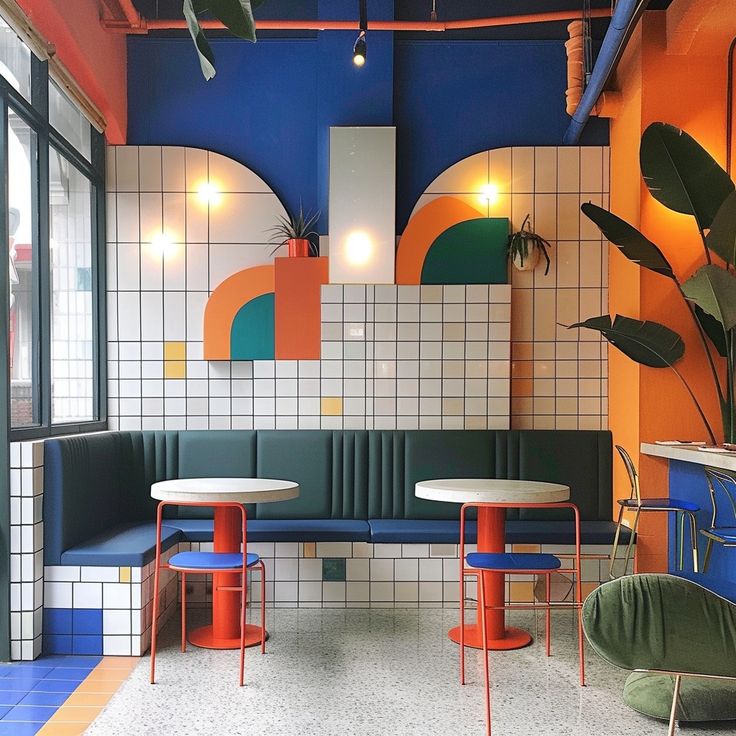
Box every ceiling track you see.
[100,7,613,35]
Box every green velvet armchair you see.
[582,574,736,736]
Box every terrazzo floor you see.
[85,608,735,736]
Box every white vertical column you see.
[328,127,396,284]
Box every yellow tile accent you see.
[303,542,316,558]
[75,679,123,694]
[50,706,104,723]
[321,397,343,416]
[164,360,186,379]
[509,581,535,602]
[164,341,186,360]
[119,566,131,583]
[95,656,139,669]
[511,544,540,553]
[37,724,90,735]
[63,692,112,707]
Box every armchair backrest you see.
[582,574,736,679]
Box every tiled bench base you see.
[41,540,621,657]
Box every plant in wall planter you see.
[566,122,736,444]
[508,215,552,274]
[268,206,320,257]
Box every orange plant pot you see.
[287,238,311,257]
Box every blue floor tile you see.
[0,722,44,735]
[0,708,10,720]
[2,665,54,677]
[2,704,57,722]
[30,679,81,693]
[44,666,94,681]
[40,655,102,667]
[0,670,12,678]
[0,691,27,706]
[0,678,41,691]
[19,691,70,707]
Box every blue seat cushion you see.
[676,572,736,604]
[466,552,561,571]
[169,551,259,570]
[161,519,214,542]
[60,522,182,567]
[368,519,478,544]
[620,497,699,512]
[704,526,736,542]
[247,519,370,542]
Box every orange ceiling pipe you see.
[101,8,612,34]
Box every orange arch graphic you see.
[203,265,275,359]
[395,196,486,284]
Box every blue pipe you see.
[563,0,640,145]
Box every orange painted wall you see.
[609,6,733,570]
[16,0,127,142]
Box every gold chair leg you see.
[609,504,626,579]
[687,513,699,573]
[622,508,640,576]
[677,512,685,571]
[667,674,682,736]
[703,537,714,573]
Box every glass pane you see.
[49,81,91,160]
[0,17,31,101]
[8,108,37,427]
[50,150,95,424]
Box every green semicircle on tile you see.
[421,217,509,285]
[230,293,275,360]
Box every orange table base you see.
[189,506,267,651]
[452,506,533,651]
[189,623,269,649]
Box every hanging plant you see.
[507,214,552,274]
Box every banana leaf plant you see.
[567,122,736,444]
[183,0,263,80]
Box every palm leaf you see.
[706,190,736,266]
[682,265,736,332]
[695,305,728,358]
[183,0,216,80]
[581,202,674,278]
[640,123,734,231]
[207,0,256,41]
[567,315,684,368]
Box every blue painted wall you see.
[127,2,608,232]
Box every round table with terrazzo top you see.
[151,477,299,650]
[415,478,570,651]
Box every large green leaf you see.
[682,265,736,331]
[568,315,684,368]
[184,0,216,80]
[640,123,734,231]
[695,304,728,358]
[706,190,736,266]
[207,0,256,41]
[581,202,674,278]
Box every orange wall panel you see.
[16,0,127,142]
[274,257,329,360]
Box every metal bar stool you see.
[701,467,736,572]
[149,500,266,686]
[609,446,699,579]
[459,501,585,736]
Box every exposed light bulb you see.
[480,183,499,204]
[150,232,177,258]
[197,181,221,205]
[353,31,366,67]
[345,230,372,265]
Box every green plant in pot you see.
[508,214,552,274]
[566,122,736,444]
[268,206,320,258]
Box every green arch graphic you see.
[421,217,509,285]
[230,293,275,360]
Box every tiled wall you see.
[413,146,610,430]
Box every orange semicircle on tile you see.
[395,196,487,284]
[203,264,275,359]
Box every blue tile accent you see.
[0,678,41,691]
[41,655,102,668]
[44,667,92,682]
[71,635,103,656]
[0,722,43,735]
[0,666,53,678]
[0,707,10,720]
[18,691,69,706]
[0,691,27,706]
[43,634,72,655]
[43,609,72,636]
[30,679,80,694]
[72,609,102,636]
[3,704,57,722]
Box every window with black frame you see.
[0,16,106,439]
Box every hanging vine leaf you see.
[581,202,674,278]
[706,190,736,266]
[640,123,734,231]
[682,265,736,332]
[695,305,728,358]
[566,315,685,368]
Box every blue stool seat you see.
[466,552,561,571]
[619,497,699,512]
[168,551,260,571]
[705,527,736,542]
